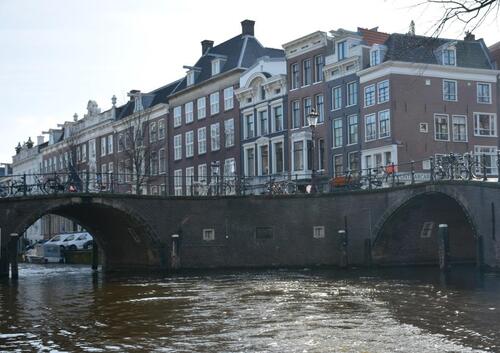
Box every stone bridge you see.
[1,181,499,276]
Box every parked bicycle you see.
[265,179,297,195]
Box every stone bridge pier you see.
[1,182,499,277]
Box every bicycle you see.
[265,179,297,195]
[329,170,362,190]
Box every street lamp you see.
[307,108,319,193]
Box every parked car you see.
[61,232,93,251]
[46,233,75,248]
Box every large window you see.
[377,80,389,103]
[292,101,300,129]
[442,48,456,66]
[474,113,497,136]
[303,97,312,126]
[158,120,165,139]
[365,114,377,141]
[198,127,206,154]
[159,148,166,174]
[291,63,299,89]
[318,139,325,171]
[347,82,358,107]
[258,110,268,136]
[245,147,255,176]
[210,92,219,115]
[197,97,206,119]
[259,145,269,176]
[185,167,194,196]
[185,131,194,158]
[315,94,324,123]
[349,152,360,173]
[378,110,390,138]
[211,123,220,151]
[364,84,375,107]
[333,118,343,148]
[150,151,158,175]
[149,122,157,143]
[434,114,450,141]
[198,164,207,183]
[443,80,457,101]
[273,105,283,132]
[314,55,324,82]
[477,83,491,104]
[224,86,234,110]
[332,86,342,110]
[107,135,113,154]
[452,115,467,142]
[173,106,182,127]
[337,41,346,60]
[185,101,194,123]
[348,114,358,145]
[100,137,106,156]
[224,119,234,147]
[174,169,183,196]
[474,146,498,175]
[303,59,312,86]
[174,134,182,160]
[293,141,304,171]
[245,113,255,139]
[273,141,284,174]
[334,155,343,177]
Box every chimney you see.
[128,89,140,101]
[37,136,44,146]
[201,40,214,55]
[464,31,475,41]
[241,19,255,36]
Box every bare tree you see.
[414,0,500,36]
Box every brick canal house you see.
[166,20,283,196]
[234,56,288,194]
[357,32,499,176]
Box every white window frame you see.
[272,138,285,174]
[474,112,497,137]
[377,80,390,104]
[347,114,358,145]
[452,115,468,142]
[364,84,375,107]
[198,127,206,154]
[364,114,377,141]
[333,118,343,148]
[443,79,457,102]
[210,123,220,151]
[477,83,492,104]
[244,145,256,177]
[173,106,182,127]
[185,166,194,196]
[211,59,221,76]
[198,164,207,183]
[185,101,194,124]
[434,114,450,141]
[224,86,234,110]
[174,134,182,160]
[244,113,255,139]
[332,86,342,111]
[185,131,194,158]
[271,104,284,133]
[107,135,113,154]
[378,110,391,138]
[100,137,106,157]
[346,81,358,107]
[224,118,235,148]
[174,169,183,196]
[210,92,219,115]
[158,119,165,140]
[197,97,206,119]
[186,71,195,86]
[442,47,456,66]
[203,228,215,241]
[159,148,166,174]
[257,109,268,136]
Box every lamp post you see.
[307,108,319,193]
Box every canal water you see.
[0,265,499,353]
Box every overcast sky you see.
[1,0,499,163]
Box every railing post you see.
[22,173,27,196]
[482,153,487,181]
[449,153,455,180]
[430,156,434,182]
[410,160,415,184]
[368,167,372,191]
[467,153,473,180]
[391,162,395,187]
[110,172,114,193]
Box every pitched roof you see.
[358,27,390,46]
[384,33,493,69]
[171,34,284,95]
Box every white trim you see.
[476,82,492,104]
[451,114,468,142]
[434,113,450,141]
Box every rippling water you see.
[0,264,499,352]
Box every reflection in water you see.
[0,264,499,352]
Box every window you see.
[82,143,87,161]
[158,120,165,140]
[211,59,221,75]
[159,148,166,173]
[211,123,220,151]
[452,115,467,142]
[477,83,491,104]
[224,119,234,147]
[347,82,358,106]
[318,139,325,171]
[434,114,450,141]
[315,94,324,123]
[185,102,194,123]
[203,229,215,241]
[291,63,299,89]
[245,147,255,176]
[76,147,81,162]
[259,145,269,176]
[149,122,157,143]
[185,167,194,196]
[333,118,343,148]
[197,97,206,119]
[349,152,360,173]
[224,86,234,110]
[334,155,343,176]
[292,101,300,129]
[474,146,498,175]
[174,134,182,160]
[313,226,325,239]
[365,114,377,141]
[293,141,304,171]
[303,97,312,126]
[173,106,182,127]
[442,48,456,66]
[258,110,268,136]
[378,110,390,138]
[377,80,389,103]
[314,55,324,82]
[107,135,113,154]
[337,41,346,60]
[185,131,194,158]
[370,50,380,66]
[197,127,206,154]
[273,105,283,132]
[174,169,183,196]
[303,59,312,86]
[150,151,158,175]
[245,113,255,139]
[198,164,207,183]
[474,113,497,136]
[273,141,284,174]
[186,71,194,86]
[348,114,358,145]
[332,86,342,110]
[100,137,106,156]
[117,135,123,153]
[443,80,457,101]
[210,92,219,115]
[364,84,375,107]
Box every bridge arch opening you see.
[14,199,164,271]
[372,192,477,266]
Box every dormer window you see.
[370,45,387,67]
[186,71,195,86]
[337,41,346,61]
[442,47,456,66]
[211,59,221,76]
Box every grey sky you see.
[1,0,498,163]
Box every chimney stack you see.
[37,136,44,146]
[241,19,255,36]
[464,31,475,41]
[201,40,214,55]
